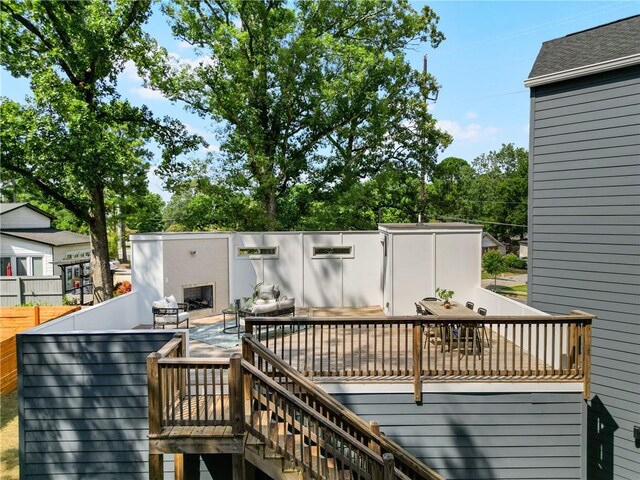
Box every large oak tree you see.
[1,0,198,302]
[144,0,448,229]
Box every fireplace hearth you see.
[182,284,214,311]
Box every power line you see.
[436,215,526,228]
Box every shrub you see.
[505,253,527,270]
[113,281,132,296]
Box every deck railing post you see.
[383,453,395,480]
[413,322,423,404]
[245,319,253,336]
[229,353,245,435]
[147,352,162,435]
[583,322,592,400]
[242,336,254,405]
[369,420,381,455]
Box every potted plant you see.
[436,287,455,309]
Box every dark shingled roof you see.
[528,15,640,79]
[1,228,89,246]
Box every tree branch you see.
[1,161,88,221]
[1,3,80,86]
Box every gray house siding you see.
[528,65,640,480]
[17,331,213,480]
[331,391,584,480]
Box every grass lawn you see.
[481,268,527,280]
[496,284,528,296]
[1,390,19,480]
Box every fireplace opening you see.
[183,284,214,311]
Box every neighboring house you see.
[0,202,90,290]
[526,14,640,480]
[518,239,528,259]
[481,231,506,255]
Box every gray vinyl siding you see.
[17,331,208,480]
[331,391,584,480]
[528,65,640,480]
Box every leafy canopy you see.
[144,0,448,228]
[0,0,199,301]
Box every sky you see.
[1,1,638,200]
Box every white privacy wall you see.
[131,234,164,322]
[230,232,382,307]
[381,224,483,316]
[132,224,483,315]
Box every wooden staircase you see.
[147,333,443,480]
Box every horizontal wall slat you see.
[19,331,175,479]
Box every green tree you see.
[471,143,528,239]
[482,250,507,290]
[143,0,447,229]
[1,1,198,302]
[428,156,475,220]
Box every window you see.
[16,257,28,276]
[0,257,11,276]
[32,257,43,276]
[237,247,278,258]
[312,246,354,258]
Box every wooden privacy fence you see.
[0,305,80,394]
[0,276,63,306]
[244,311,594,400]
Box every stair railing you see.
[243,358,408,480]
[243,335,444,480]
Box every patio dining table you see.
[420,299,481,317]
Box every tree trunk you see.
[263,190,277,230]
[119,214,128,264]
[88,186,114,304]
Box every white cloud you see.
[204,144,221,153]
[178,40,193,50]
[168,51,217,69]
[122,60,142,82]
[465,111,478,120]
[130,86,166,100]
[437,120,499,142]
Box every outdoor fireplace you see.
[182,284,214,311]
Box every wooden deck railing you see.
[243,335,444,480]
[148,334,439,479]
[147,333,236,433]
[244,359,406,480]
[245,311,594,400]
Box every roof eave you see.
[525,53,640,88]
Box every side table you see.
[222,308,244,337]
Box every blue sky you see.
[2,1,638,200]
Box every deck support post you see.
[231,454,245,480]
[149,454,164,480]
[413,323,423,404]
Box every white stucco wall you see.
[381,224,483,315]
[131,235,164,323]
[1,207,51,229]
[132,224,482,316]
[231,232,382,307]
